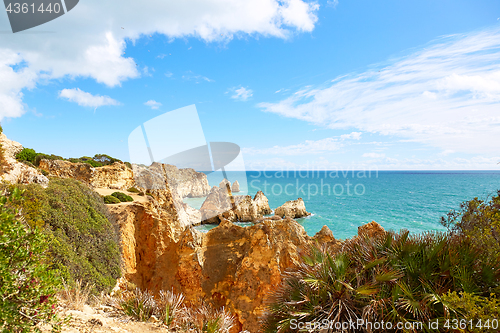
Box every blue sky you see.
[1,0,499,170]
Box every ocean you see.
[186,170,500,239]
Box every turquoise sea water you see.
[186,170,500,239]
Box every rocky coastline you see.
[0,132,379,332]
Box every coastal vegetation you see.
[15,147,123,168]
[261,192,500,332]
[0,188,63,332]
[6,178,122,294]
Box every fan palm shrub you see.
[262,228,499,332]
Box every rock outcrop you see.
[0,133,49,187]
[219,178,231,190]
[232,180,240,193]
[357,221,385,239]
[199,188,272,224]
[253,191,272,215]
[109,205,337,332]
[163,164,210,198]
[39,159,134,190]
[274,198,311,219]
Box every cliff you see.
[0,133,49,187]
[39,159,134,190]
[109,205,340,331]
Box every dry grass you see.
[116,288,235,332]
[58,280,94,311]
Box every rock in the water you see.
[0,133,48,187]
[232,180,240,192]
[274,198,310,219]
[219,178,231,191]
[357,221,385,238]
[253,191,272,215]
[200,188,272,224]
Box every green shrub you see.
[104,195,121,204]
[93,154,121,166]
[138,192,145,196]
[442,190,500,269]
[127,187,140,194]
[11,178,121,294]
[34,154,64,167]
[0,187,62,332]
[15,148,37,164]
[111,192,133,202]
[124,162,132,169]
[441,291,500,332]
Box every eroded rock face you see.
[253,191,271,215]
[232,180,240,193]
[274,198,310,219]
[39,159,134,190]
[0,133,49,187]
[199,188,272,224]
[163,164,210,198]
[219,179,231,190]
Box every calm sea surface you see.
[185,170,500,239]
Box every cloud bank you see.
[258,28,500,155]
[0,0,320,120]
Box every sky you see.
[1,0,500,170]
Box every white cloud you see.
[362,153,385,158]
[258,28,500,155]
[165,71,173,78]
[230,87,253,101]
[182,71,214,83]
[144,100,162,110]
[0,0,319,120]
[340,132,362,140]
[243,132,361,155]
[59,88,120,108]
[327,0,339,8]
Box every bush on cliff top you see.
[0,187,63,332]
[112,192,133,203]
[104,195,121,204]
[14,146,124,168]
[11,178,121,294]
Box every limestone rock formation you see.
[199,188,272,224]
[357,221,385,238]
[163,164,210,198]
[39,159,134,190]
[232,180,240,193]
[253,191,272,215]
[0,133,49,187]
[219,178,231,190]
[274,198,311,219]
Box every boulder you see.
[274,198,310,219]
[0,133,48,187]
[232,180,240,192]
